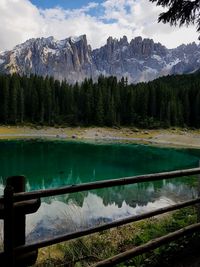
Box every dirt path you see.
[0,126,200,148]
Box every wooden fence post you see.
[3,176,40,267]
[4,185,15,267]
[198,161,200,222]
[6,176,26,247]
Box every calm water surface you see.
[0,140,199,241]
[0,139,199,188]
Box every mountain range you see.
[0,34,200,83]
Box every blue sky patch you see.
[30,0,103,10]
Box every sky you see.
[0,0,199,52]
[30,0,104,10]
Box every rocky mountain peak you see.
[119,36,128,46]
[0,35,94,82]
[0,35,200,83]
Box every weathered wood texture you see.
[14,197,200,255]
[93,223,200,267]
[4,185,15,267]
[9,167,200,202]
[1,167,200,266]
[2,176,40,267]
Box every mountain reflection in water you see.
[0,140,199,244]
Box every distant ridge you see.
[0,35,200,83]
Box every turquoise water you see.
[0,140,199,203]
[0,140,199,241]
[0,140,199,188]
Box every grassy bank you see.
[0,125,200,148]
[33,206,199,267]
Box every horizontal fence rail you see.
[13,197,200,255]
[1,167,199,203]
[93,223,200,267]
[0,167,200,266]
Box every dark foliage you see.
[0,73,200,128]
[149,0,200,31]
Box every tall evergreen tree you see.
[9,75,19,124]
[149,0,200,32]
[1,76,9,124]
[0,72,200,128]
[18,86,24,123]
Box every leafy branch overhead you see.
[149,0,200,31]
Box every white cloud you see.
[0,0,44,51]
[0,0,199,52]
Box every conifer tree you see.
[9,75,19,124]
[0,72,199,128]
[1,76,9,124]
[150,0,200,32]
[18,87,24,123]
[95,86,104,126]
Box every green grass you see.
[33,206,199,267]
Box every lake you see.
[0,139,199,242]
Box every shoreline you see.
[0,126,200,148]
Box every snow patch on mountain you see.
[70,35,85,43]
[0,59,4,65]
[0,35,200,83]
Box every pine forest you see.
[0,73,200,128]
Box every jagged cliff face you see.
[0,35,200,83]
[0,35,95,83]
[93,36,200,82]
[93,36,168,82]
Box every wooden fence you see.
[0,168,200,266]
